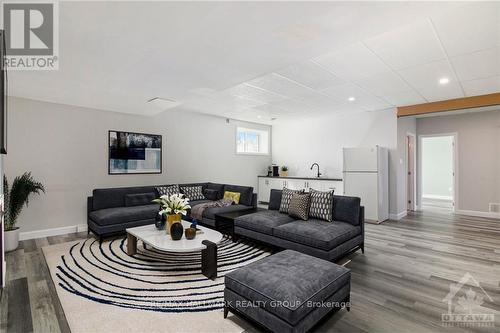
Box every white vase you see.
[5,228,20,252]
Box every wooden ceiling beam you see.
[397,92,500,117]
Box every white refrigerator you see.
[343,146,389,223]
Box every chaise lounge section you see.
[234,189,364,262]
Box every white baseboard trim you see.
[20,224,88,241]
[454,209,500,220]
[389,211,407,221]
[422,194,453,201]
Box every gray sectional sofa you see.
[234,189,364,262]
[87,182,256,238]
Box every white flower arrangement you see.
[152,193,191,216]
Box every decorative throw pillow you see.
[223,191,241,204]
[279,188,305,214]
[203,188,219,201]
[155,184,180,197]
[288,193,311,221]
[180,186,205,201]
[309,189,334,222]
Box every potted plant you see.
[3,172,45,252]
[153,193,191,236]
[280,166,289,177]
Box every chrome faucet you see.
[310,163,322,178]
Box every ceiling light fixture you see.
[147,97,181,110]
[257,115,262,119]
[348,96,356,102]
[439,77,450,85]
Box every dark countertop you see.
[258,175,343,181]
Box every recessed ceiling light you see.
[257,115,262,119]
[439,77,450,85]
[348,97,356,102]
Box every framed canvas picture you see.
[108,130,162,174]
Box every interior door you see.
[407,135,416,211]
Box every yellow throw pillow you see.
[223,191,241,204]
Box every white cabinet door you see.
[284,179,306,191]
[258,178,270,203]
[269,178,285,191]
[320,180,343,194]
[307,180,322,191]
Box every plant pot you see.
[166,214,182,234]
[5,227,20,252]
[281,171,289,177]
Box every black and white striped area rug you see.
[43,235,271,333]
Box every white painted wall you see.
[272,109,400,215]
[5,97,271,234]
[417,110,500,213]
[421,136,454,200]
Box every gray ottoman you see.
[224,250,351,333]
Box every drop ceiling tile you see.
[275,60,345,90]
[209,93,267,109]
[451,47,500,82]
[313,42,391,81]
[321,83,391,111]
[355,71,414,96]
[365,20,446,70]
[223,83,287,103]
[431,2,500,57]
[383,90,426,106]
[398,60,464,101]
[462,76,500,96]
[246,73,321,100]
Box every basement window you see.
[236,127,269,155]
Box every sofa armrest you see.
[87,196,93,217]
[359,206,365,238]
[251,193,258,208]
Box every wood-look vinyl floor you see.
[1,211,499,333]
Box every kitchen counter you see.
[258,175,342,181]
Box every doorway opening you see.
[419,134,457,213]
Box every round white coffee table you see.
[126,220,223,279]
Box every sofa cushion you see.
[89,205,159,226]
[225,250,350,325]
[288,193,311,221]
[155,184,180,197]
[273,219,361,251]
[235,210,295,235]
[92,186,156,210]
[124,192,156,207]
[223,184,253,206]
[202,204,249,220]
[279,188,305,214]
[333,195,361,226]
[203,189,219,201]
[268,189,282,210]
[189,199,213,207]
[309,189,334,222]
[180,185,205,201]
[206,183,225,200]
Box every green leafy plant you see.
[281,166,289,172]
[3,172,45,231]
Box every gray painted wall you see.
[417,109,500,212]
[5,97,271,233]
